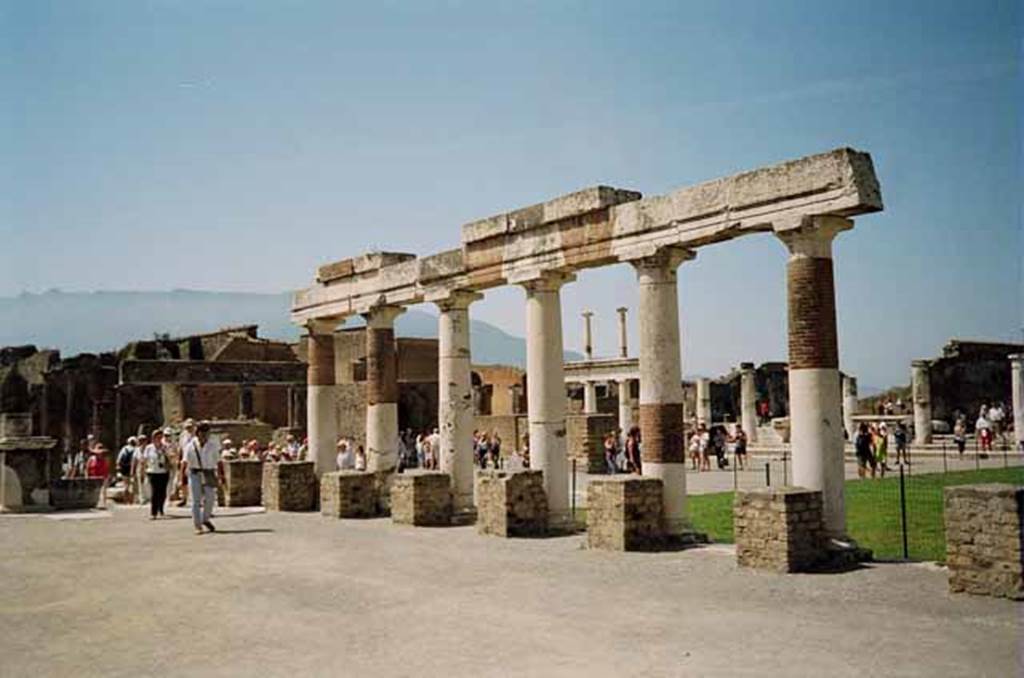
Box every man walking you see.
[183,422,222,535]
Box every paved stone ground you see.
[0,505,1018,677]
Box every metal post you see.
[764,461,771,487]
[571,458,577,525]
[899,463,909,560]
[782,451,788,485]
[942,442,947,474]
[975,445,981,471]
[1003,441,1009,468]
[732,450,738,490]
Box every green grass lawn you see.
[689,466,1024,562]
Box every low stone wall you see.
[223,459,264,507]
[587,477,663,551]
[567,413,617,473]
[944,483,1023,599]
[262,461,317,512]
[49,479,103,510]
[476,470,547,538]
[391,471,453,526]
[320,471,377,518]
[734,487,825,573]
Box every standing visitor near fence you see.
[976,412,993,452]
[175,420,196,506]
[131,434,149,505]
[953,417,967,456]
[855,423,876,479]
[143,429,171,520]
[731,425,748,471]
[893,422,909,465]
[117,437,136,501]
[183,422,222,535]
[85,445,110,507]
[874,424,889,477]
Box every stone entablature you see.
[586,477,663,551]
[222,459,264,507]
[734,487,826,573]
[262,461,317,512]
[944,484,1023,600]
[320,471,377,518]
[292,148,881,323]
[390,471,453,527]
[475,470,548,538]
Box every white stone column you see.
[696,378,712,425]
[583,381,598,414]
[911,360,932,445]
[776,215,851,538]
[1011,354,1024,449]
[581,311,594,361]
[842,375,858,441]
[617,379,634,434]
[739,362,758,443]
[363,305,405,473]
[435,291,482,510]
[306,319,340,477]
[522,272,575,525]
[633,247,694,536]
[616,307,629,358]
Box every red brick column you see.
[306,319,339,476]
[362,305,405,472]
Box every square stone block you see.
[223,459,264,507]
[262,461,317,512]
[944,484,1024,600]
[476,470,548,538]
[390,471,453,527]
[587,476,663,551]
[734,486,825,573]
[321,471,377,519]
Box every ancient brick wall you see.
[476,470,547,537]
[734,487,825,573]
[586,477,663,551]
[320,471,377,518]
[944,484,1023,599]
[390,471,452,526]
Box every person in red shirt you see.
[85,445,111,508]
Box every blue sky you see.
[2,0,1021,389]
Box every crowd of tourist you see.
[853,421,911,479]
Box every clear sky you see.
[2,0,1021,389]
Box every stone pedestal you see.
[944,484,1023,599]
[734,487,826,573]
[262,461,317,512]
[320,471,377,518]
[390,471,453,526]
[49,479,103,510]
[475,470,548,538]
[223,459,264,507]
[586,477,663,551]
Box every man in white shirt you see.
[336,439,355,470]
[184,422,222,535]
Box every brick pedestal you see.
[223,460,264,507]
[320,471,378,518]
[475,470,548,538]
[734,487,825,573]
[586,477,663,551]
[390,471,453,526]
[944,484,1023,599]
[262,461,317,512]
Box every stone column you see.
[1011,354,1024,449]
[842,375,858,441]
[616,307,629,358]
[739,362,758,442]
[776,215,851,538]
[633,247,694,536]
[582,311,594,361]
[696,378,712,424]
[434,291,482,511]
[583,381,598,414]
[363,306,405,473]
[522,272,575,525]
[306,320,339,477]
[617,379,634,433]
[911,360,932,445]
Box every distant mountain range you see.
[0,289,580,366]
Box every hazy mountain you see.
[0,289,580,366]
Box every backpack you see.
[117,446,133,476]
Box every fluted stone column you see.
[363,305,405,472]
[617,379,634,434]
[776,215,851,538]
[842,375,858,441]
[583,381,598,414]
[911,360,932,445]
[1011,355,1023,449]
[696,378,712,425]
[435,291,482,510]
[616,307,629,358]
[633,247,694,536]
[739,362,758,442]
[306,319,339,476]
[522,272,575,525]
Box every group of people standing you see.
[687,423,748,472]
[335,437,368,471]
[854,421,910,479]
[602,427,642,475]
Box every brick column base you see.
[475,470,548,537]
[734,487,826,572]
[944,484,1024,599]
[262,461,317,512]
[320,471,377,518]
[390,471,453,526]
[587,477,663,551]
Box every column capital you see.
[739,362,756,374]
[775,215,853,258]
[304,317,343,336]
[627,246,696,277]
[361,304,406,328]
[519,270,576,294]
[1009,354,1024,365]
[911,359,931,370]
[431,289,483,312]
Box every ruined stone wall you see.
[929,342,1020,424]
[472,365,525,416]
[396,338,438,384]
[944,483,1023,599]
